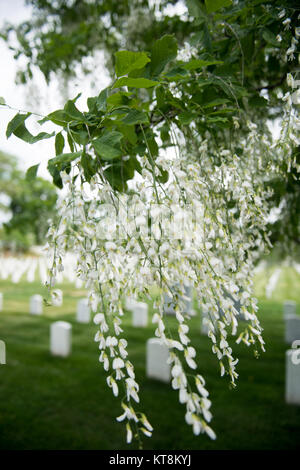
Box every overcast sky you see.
[0,0,110,179]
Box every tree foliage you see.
[2,0,299,248]
[1,0,299,446]
[0,151,58,249]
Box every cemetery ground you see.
[0,265,300,450]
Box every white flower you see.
[126,422,133,444]
[106,336,118,357]
[185,412,202,435]
[179,388,189,404]
[113,357,125,380]
[184,346,197,369]
[116,403,138,423]
[195,376,209,397]
[99,351,109,371]
[166,338,184,351]
[105,241,117,251]
[107,376,119,397]
[94,313,105,324]
[51,289,63,306]
[97,333,106,350]
[113,317,123,335]
[204,424,217,440]
[141,427,152,437]
[140,413,153,432]
[178,324,190,345]
[125,377,140,403]
[118,339,128,359]
[125,361,135,379]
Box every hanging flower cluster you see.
[43,113,291,443]
[3,6,299,445]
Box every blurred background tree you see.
[0,150,57,252]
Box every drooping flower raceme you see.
[43,78,299,443]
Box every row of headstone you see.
[28,293,92,325]
[3,287,300,404]
[0,253,81,286]
[145,336,300,407]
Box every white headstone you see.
[0,293,3,312]
[285,349,300,405]
[50,321,72,357]
[146,338,171,383]
[284,301,296,320]
[30,294,43,315]
[0,340,6,364]
[285,314,300,344]
[125,297,138,311]
[76,298,91,323]
[132,302,148,327]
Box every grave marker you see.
[285,314,300,344]
[50,321,72,357]
[284,301,296,320]
[30,294,43,315]
[146,338,171,383]
[0,340,6,364]
[132,302,148,327]
[76,298,91,323]
[285,349,300,405]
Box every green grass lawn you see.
[0,264,300,450]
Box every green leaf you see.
[15,125,54,143]
[150,35,178,77]
[113,77,158,89]
[93,142,122,161]
[118,124,137,145]
[183,59,223,70]
[81,152,98,182]
[6,112,54,143]
[6,113,31,138]
[0,97,5,105]
[115,51,150,77]
[92,131,123,161]
[262,29,279,47]
[121,109,149,125]
[178,112,194,125]
[96,88,108,112]
[47,151,82,188]
[99,131,123,147]
[164,67,188,79]
[38,110,70,126]
[205,0,232,14]
[64,99,85,121]
[48,151,82,168]
[107,91,133,108]
[55,132,65,155]
[26,164,39,181]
